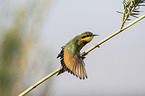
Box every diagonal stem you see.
[18,68,60,96]
[82,14,145,56]
[18,14,145,96]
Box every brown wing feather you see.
[63,49,87,79]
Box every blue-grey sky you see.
[1,0,145,96]
[40,1,145,96]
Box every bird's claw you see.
[80,53,86,60]
[97,45,100,48]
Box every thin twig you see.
[18,14,145,96]
[82,14,145,56]
[18,68,60,96]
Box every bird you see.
[57,32,98,79]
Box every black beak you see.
[93,34,99,36]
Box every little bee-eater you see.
[57,32,98,79]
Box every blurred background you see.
[0,0,145,96]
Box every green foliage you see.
[117,0,145,28]
[0,0,52,96]
[0,11,24,96]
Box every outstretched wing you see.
[63,49,87,79]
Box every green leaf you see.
[138,4,145,6]
[130,15,139,18]
[132,1,136,6]
[130,13,140,15]
[116,11,124,14]
[134,10,143,12]
[127,18,131,20]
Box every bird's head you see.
[80,32,98,42]
[78,32,99,50]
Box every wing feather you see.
[63,49,87,79]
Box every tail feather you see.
[57,67,65,76]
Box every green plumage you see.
[57,32,98,79]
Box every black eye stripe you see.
[82,34,92,38]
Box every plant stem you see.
[18,14,145,96]
[120,7,136,29]
[18,68,60,96]
[82,14,145,56]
